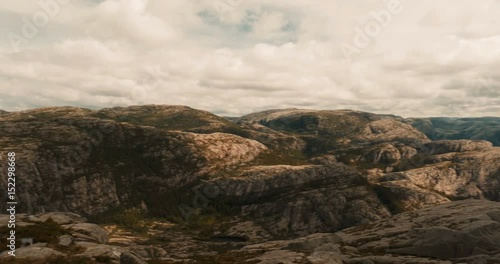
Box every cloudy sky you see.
[0,0,499,117]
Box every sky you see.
[0,0,499,117]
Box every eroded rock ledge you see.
[2,200,499,263]
[238,199,500,264]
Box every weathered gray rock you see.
[337,200,500,262]
[307,251,343,264]
[0,246,64,259]
[248,250,306,264]
[240,234,343,263]
[188,132,266,174]
[29,212,87,225]
[346,256,452,264]
[310,155,338,165]
[376,146,500,211]
[375,180,451,212]
[120,252,148,264]
[128,245,168,259]
[204,164,391,236]
[225,220,273,243]
[422,140,493,155]
[364,143,402,166]
[75,242,124,261]
[0,209,155,263]
[64,223,109,244]
[357,119,429,144]
[58,235,73,246]
[238,200,500,263]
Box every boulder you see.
[64,223,109,244]
[0,246,64,259]
[120,252,148,264]
[58,235,73,247]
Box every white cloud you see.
[252,11,288,38]
[0,0,499,117]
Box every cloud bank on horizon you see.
[0,0,499,117]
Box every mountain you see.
[1,105,499,263]
[0,106,265,216]
[406,117,500,146]
[94,105,240,133]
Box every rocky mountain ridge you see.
[1,105,499,263]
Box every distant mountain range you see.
[3,107,498,145]
[406,117,500,146]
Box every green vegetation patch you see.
[88,207,148,234]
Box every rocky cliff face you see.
[203,163,390,236]
[373,141,500,213]
[237,199,500,264]
[1,105,499,263]
[0,106,266,217]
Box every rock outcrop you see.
[373,146,500,212]
[203,163,390,236]
[236,200,500,263]
[0,212,148,263]
[422,139,493,155]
